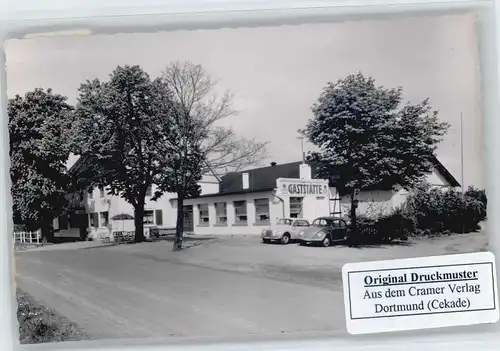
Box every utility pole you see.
[297,136,305,163]
[460,112,465,235]
[460,112,464,195]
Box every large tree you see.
[71,63,267,246]
[154,61,268,250]
[300,72,449,239]
[8,88,74,240]
[70,65,170,243]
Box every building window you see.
[88,188,94,200]
[143,210,154,225]
[100,211,109,227]
[289,197,303,218]
[146,185,153,197]
[234,200,247,224]
[155,209,163,226]
[199,204,209,224]
[89,212,99,228]
[254,198,270,223]
[99,186,105,198]
[215,202,227,224]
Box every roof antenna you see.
[297,136,306,164]
[460,112,464,195]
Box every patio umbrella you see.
[111,213,134,220]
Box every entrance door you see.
[77,212,90,241]
[183,205,194,232]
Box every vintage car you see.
[298,216,349,247]
[261,218,310,245]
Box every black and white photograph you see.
[7,12,488,344]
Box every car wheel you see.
[262,238,270,244]
[281,234,291,245]
[322,236,331,247]
[299,242,306,246]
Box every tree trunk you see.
[173,196,185,251]
[134,201,146,243]
[40,216,54,243]
[40,222,53,243]
[350,190,358,247]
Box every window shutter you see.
[155,210,163,226]
[53,217,60,231]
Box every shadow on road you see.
[293,240,414,250]
[81,235,219,250]
[347,240,414,249]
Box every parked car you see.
[261,218,310,245]
[298,216,349,247]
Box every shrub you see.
[464,186,487,221]
[376,207,415,240]
[405,184,486,235]
[347,183,487,243]
[13,224,28,232]
[348,210,413,244]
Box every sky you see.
[5,13,483,188]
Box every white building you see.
[57,156,459,239]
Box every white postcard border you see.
[1,1,499,351]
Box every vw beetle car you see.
[261,218,310,245]
[298,216,349,247]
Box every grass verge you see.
[15,243,52,252]
[17,289,90,344]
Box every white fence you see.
[13,231,41,244]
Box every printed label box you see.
[342,252,499,334]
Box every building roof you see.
[69,153,460,200]
[218,160,332,193]
[68,154,95,176]
[185,155,459,199]
[68,154,223,185]
[214,155,458,194]
[432,157,461,188]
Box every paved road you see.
[15,229,487,341]
[16,243,346,341]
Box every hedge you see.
[350,184,487,243]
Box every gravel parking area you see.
[16,228,488,340]
[106,229,488,291]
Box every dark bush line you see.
[405,185,486,235]
[351,185,487,243]
[353,210,412,244]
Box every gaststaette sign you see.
[276,179,330,197]
[287,183,325,195]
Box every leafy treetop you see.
[9,88,74,232]
[301,72,449,195]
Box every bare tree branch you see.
[154,61,269,250]
[158,61,267,177]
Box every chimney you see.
[270,162,277,167]
[242,172,250,190]
[299,163,312,180]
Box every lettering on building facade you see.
[277,180,329,196]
